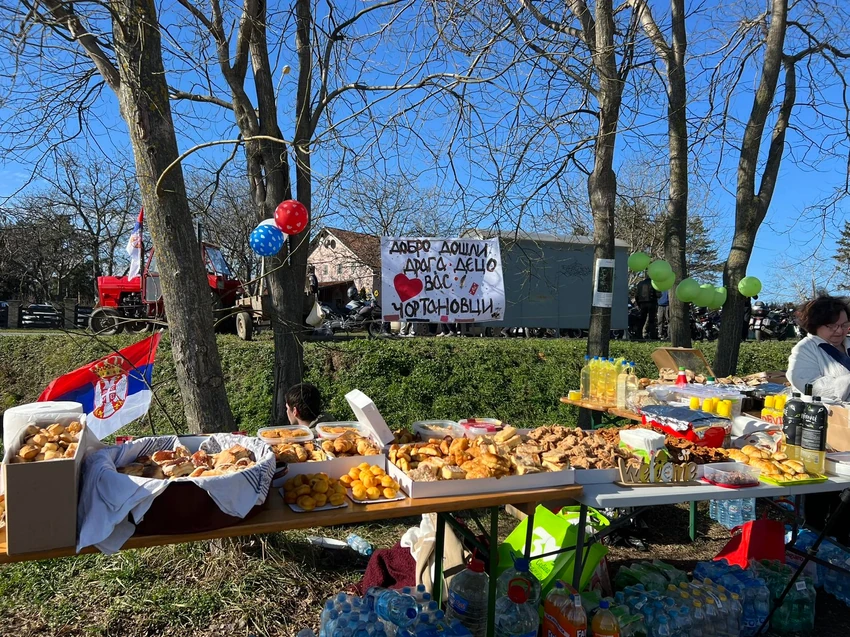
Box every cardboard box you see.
[826,403,850,452]
[2,414,89,555]
[387,461,574,499]
[651,347,714,377]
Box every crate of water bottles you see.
[709,498,757,530]
[748,559,816,633]
[318,586,473,637]
[792,529,850,606]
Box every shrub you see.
[0,334,795,435]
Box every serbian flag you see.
[126,208,144,280]
[38,333,162,440]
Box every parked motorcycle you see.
[322,297,384,337]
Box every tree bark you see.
[664,0,691,347]
[110,0,234,433]
[714,0,789,377]
[585,0,621,360]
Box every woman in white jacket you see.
[787,296,850,400]
[787,296,850,542]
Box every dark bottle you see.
[800,395,828,475]
[783,392,804,461]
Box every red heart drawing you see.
[394,273,424,302]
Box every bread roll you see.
[118,463,146,477]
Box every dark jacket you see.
[635,278,658,305]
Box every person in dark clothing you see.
[307,267,319,296]
[742,295,756,340]
[635,275,658,339]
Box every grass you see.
[2,504,850,636]
[0,335,834,635]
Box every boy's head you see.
[285,383,322,426]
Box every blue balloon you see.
[249,223,284,256]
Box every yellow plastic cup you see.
[689,397,701,410]
[568,390,582,401]
[765,395,775,409]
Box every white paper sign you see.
[381,237,505,323]
[592,258,616,308]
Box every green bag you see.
[558,505,610,533]
[498,505,609,595]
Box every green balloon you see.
[716,286,728,305]
[628,251,651,272]
[675,278,700,303]
[651,272,676,292]
[738,276,762,297]
[707,290,724,310]
[647,259,673,281]
[694,284,715,307]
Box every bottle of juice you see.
[591,600,620,637]
[616,364,631,409]
[783,392,804,461]
[606,358,618,404]
[800,396,828,475]
[542,581,571,637]
[589,357,600,401]
[580,356,592,401]
[566,594,587,637]
[675,367,688,387]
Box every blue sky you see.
[0,0,847,301]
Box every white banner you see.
[381,237,505,323]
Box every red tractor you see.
[89,243,246,335]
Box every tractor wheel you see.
[89,308,123,335]
[236,312,253,341]
[126,318,150,333]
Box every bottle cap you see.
[513,557,530,572]
[679,366,686,371]
[814,396,822,401]
[707,376,715,381]
[792,392,801,397]
[468,558,485,573]
[599,600,610,610]
[508,585,529,604]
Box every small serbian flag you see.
[38,333,162,440]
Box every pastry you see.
[152,450,176,463]
[18,444,40,460]
[229,445,251,461]
[214,450,237,467]
[118,463,146,477]
[441,465,466,480]
[161,459,194,478]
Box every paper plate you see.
[347,488,406,505]
[279,487,348,513]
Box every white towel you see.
[77,434,275,554]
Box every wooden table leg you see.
[487,506,499,637]
[433,512,446,608]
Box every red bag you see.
[714,516,786,568]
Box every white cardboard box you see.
[387,461,574,499]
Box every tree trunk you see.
[714,222,757,375]
[585,0,621,360]
[664,0,691,348]
[714,0,789,377]
[111,0,234,433]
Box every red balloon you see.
[274,200,309,235]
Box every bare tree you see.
[711,0,850,375]
[32,150,139,291]
[2,0,235,433]
[628,0,691,346]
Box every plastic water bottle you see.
[494,581,539,637]
[741,498,755,522]
[366,587,419,628]
[297,630,316,637]
[496,558,542,609]
[692,601,709,637]
[446,558,489,637]
[710,499,718,521]
[656,614,672,637]
[727,500,742,528]
[347,534,374,556]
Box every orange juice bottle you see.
[591,600,620,637]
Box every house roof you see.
[313,227,382,270]
[463,228,631,248]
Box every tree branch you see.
[169,88,234,110]
[36,0,121,91]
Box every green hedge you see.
[0,334,795,434]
